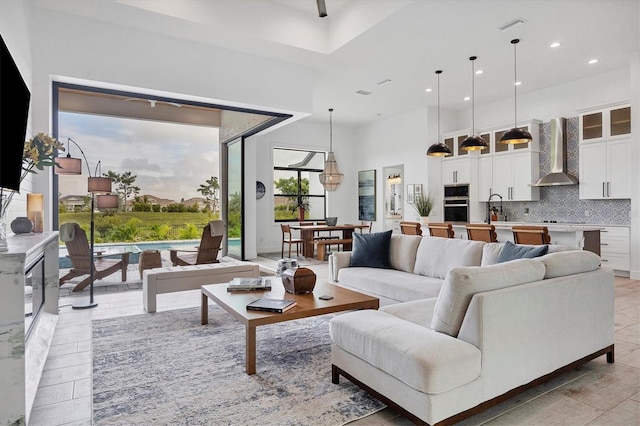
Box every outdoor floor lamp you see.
[56,138,117,309]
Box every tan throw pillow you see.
[389,234,422,273]
[431,259,546,337]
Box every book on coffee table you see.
[246,298,297,313]
[227,277,272,292]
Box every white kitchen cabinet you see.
[442,157,471,184]
[600,226,630,274]
[579,105,631,142]
[442,131,471,157]
[491,152,539,201]
[478,156,493,201]
[579,139,630,199]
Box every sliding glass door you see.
[224,137,243,259]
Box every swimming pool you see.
[59,239,239,268]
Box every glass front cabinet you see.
[579,104,631,200]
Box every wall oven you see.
[443,184,469,223]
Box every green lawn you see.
[59,211,225,243]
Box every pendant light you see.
[460,56,488,151]
[319,108,343,191]
[426,70,452,157]
[500,39,532,144]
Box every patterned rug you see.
[92,306,385,425]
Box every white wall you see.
[0,1,34,225]
[250,120,357,255]
[21,5,315,231]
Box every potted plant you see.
[296,196,310,221]
[413,193,435,225]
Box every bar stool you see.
[466,224,498,243]
[512,225,551,245]
[427,222,455,238]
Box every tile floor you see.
[28,259,639,425]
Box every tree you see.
[274,177,309,210]
[104,170,140,211]
[197,176,220,213]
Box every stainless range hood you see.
[531,117,578,186]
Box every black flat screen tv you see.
[0,34,31,192]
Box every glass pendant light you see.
[426,70,452,157]
[500,39,532,144]
[460,56,488,151]
[319,108,343,191]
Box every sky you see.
[58,112,219,202]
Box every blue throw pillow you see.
[349,230,392,269]
[497,240,549,263]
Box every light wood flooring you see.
[28,259,639,425]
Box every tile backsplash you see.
[500,117,631,225]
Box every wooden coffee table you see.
[201,277,379,374]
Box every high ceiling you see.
[34,0,639,127]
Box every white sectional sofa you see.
[328,235,615,425]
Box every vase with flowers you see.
[0,133,63,250]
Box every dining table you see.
[288,224,370,258]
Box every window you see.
[273,148,326,221]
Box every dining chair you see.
[281,224,304,258]
[427,222,455,238]
[466,223,498,243]
[512,225,551,245]
[314,220,339,242]
[400,221,422,236]
[59,222,126,292]
[361,221,372,233]
[170,220,225,266]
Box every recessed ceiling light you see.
[425,88,432,93]
[588,59,599,65]
[550,42,561,48]
[514,81,522,86]
[377,78,392,86]
[475,70,483,75]
[464,96,471,101]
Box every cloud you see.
[58,113,219,201]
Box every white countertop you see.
[454,222,605,232]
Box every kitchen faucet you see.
[486,193,503,224]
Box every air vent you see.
[356,90,372,96]
[376,79,392,86]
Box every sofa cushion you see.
[431,259,546,337]
[414,237,485,279]
[380,298,438,329]
[481,242,574,266]
[537,250,601,279]
[350,230,392,269]
[389,233,423,273]
[496,241,549,263]
[337,267,444,302]
[330,310,481,394]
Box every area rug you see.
[92,306,385,425]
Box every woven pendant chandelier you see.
[319,108,343,191]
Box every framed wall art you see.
[358,169,376,221]
[407,184,415,204]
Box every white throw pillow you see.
[413,238,485,279]
[431,259,546,337]
[537,250,601,279]
[389,234,423,273]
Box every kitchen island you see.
[452,222,603,255]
